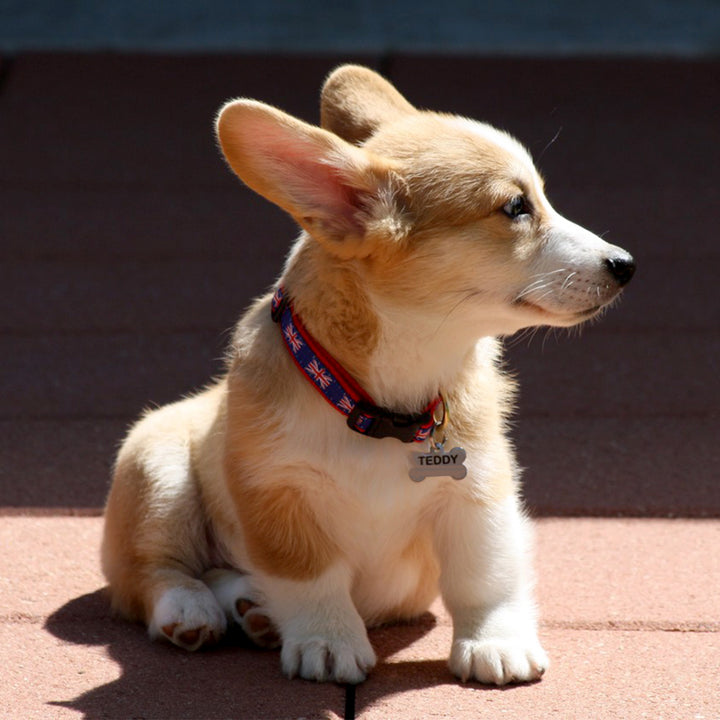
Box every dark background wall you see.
[1,3,718,516]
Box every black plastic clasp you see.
[347,401,432,443]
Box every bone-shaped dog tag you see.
[409,445,467,482]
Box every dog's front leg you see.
[434,491,549,685]
[257,563,376,684]
[232,478,375,683]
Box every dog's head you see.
[217,65,634,339]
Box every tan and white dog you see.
[102,65,635,685]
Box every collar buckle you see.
[347,401,434,443]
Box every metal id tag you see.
[409,445,467,482]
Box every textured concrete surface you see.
[1,516,718,719]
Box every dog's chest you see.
[322,438,445,545]
[332,443,445,620]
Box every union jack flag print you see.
[305,358,332,389]
[283,325,303,353]
[337,394,355,415]
[271,285,439,443]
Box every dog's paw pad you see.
[246,610,270,634]
[160,621,219,651]
[235,598,256,617]
[161,622,178,639]
[177,628,201,646]
[151,586,226,651]
[236,599,281,649]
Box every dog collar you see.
[271,286,441,443]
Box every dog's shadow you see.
[44,588,474,719]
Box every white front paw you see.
[450,636,548,685]
[281,631,376,684]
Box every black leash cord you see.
[344,683,356,720]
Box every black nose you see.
[605,254,636,286]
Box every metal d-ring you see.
[431,393,448,449]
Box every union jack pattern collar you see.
[271,286,441,443]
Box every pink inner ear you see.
[257,125,368,234]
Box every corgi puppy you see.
[102,65,635,685]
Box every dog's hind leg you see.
[102,398,228,651]
[102,459,228,651]
[203,568,281,648]
[148,571,227,651]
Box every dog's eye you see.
[502,196,530,219]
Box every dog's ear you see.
[217,99,408,257]
[321,65,417,145]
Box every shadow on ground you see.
[44,590,460,719]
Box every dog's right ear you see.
[217,99,408,257]
[321,65,417,145]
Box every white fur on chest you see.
[288,397,444,512]
[226,397,450,622]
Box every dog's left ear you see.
[321,65,417,145]
[217,99,408,257]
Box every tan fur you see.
[102,384,227,623]
[102,64,633,684]
[231,481,340,580]
[284,242,381,381]
[321,64,417,144]
[216,100,408,259]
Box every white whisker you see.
[528,268,568,280]
[515,282,551,300]
[560,272,577,291]
[429,290,479,339]
[516,268,569,302]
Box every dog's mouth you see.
[512,297,605,323]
